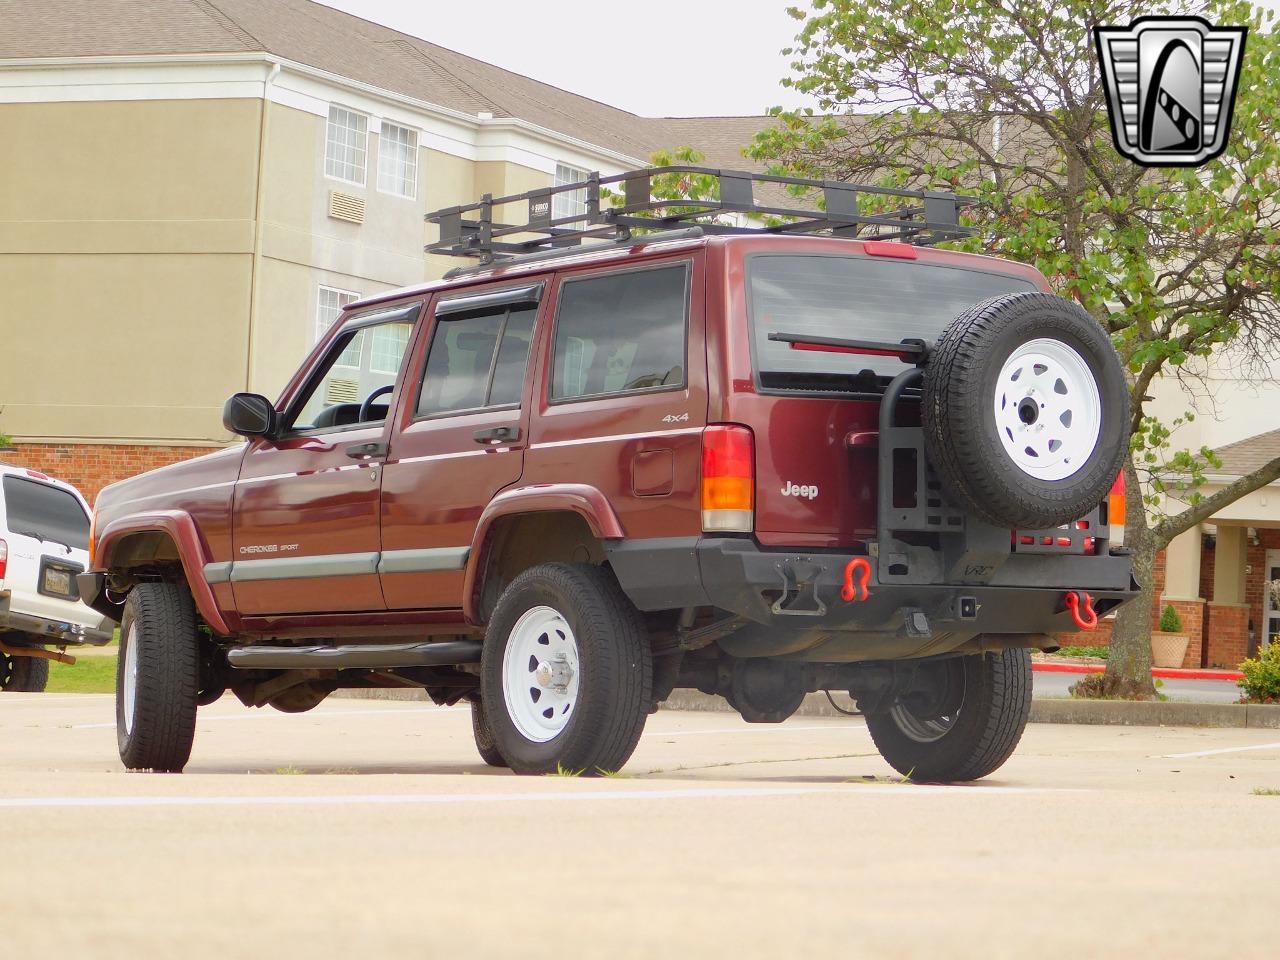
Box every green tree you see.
[748,0,1280,697]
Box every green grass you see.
[1251,787,1280,796]
[45,655,117,694]
[1056,645,1109,659]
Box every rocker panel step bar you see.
[226,640,482,670]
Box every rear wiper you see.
[768,331,931,365]
[13,529,72,552]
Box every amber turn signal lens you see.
[702,425,754,533]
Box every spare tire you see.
[922,292,1128,530]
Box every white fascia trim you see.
[0,53,644,174]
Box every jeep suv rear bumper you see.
[608,536,1138,646]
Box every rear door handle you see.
[473,426,520,444]
[345,441,388,459]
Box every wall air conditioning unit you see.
[328,191,365,224]
[326,378,360,404]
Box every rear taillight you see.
[702,424,754,533]
[0,539,7,581]
[88,512,97,567]
[1108,472,1126,545]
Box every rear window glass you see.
[1,476,90,550]
[551,264,688,401]
[748,255,1037,388]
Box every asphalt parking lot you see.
[4,694,1278,960]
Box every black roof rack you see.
[424,165,976,270]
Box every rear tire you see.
[116,583,200,773]
[0,652,50,692]
[480,563,652,776]
[865,649,1032,782]
[470,698,508,768]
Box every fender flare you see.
[95,511,231,636]
[461,484,625,624]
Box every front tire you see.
[116,583,200,773]
[480,563,652,776]
[0,651,49,692]
[865,649,1032,782]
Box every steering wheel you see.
[358,384,395,423]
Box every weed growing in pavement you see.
[548,762,584,777]
[1251,787,1280,796]
[845,767,914,786]
[597,768,632,779]
[274,766,306,775]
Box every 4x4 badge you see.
[1094,15,1246,167]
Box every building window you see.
[370,322,410,374]
[325,105,368,185]
[316,285,363,366]
[377,121,419,199]
[553,163,589,223]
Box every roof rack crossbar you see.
[425,166,976,267]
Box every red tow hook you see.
[841,558,872,603]
[1064,590,1098,630]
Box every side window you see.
[291,316,416,431]
[417,304,537,416]
[550,264,688,401]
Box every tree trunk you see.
[1101,457,1158,699]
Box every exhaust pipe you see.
[227,639,482,670]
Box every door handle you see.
[345,441,388,459]
[473,426,520,444]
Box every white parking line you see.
[1161,741,1280,759]
[0,784,1072,809]
[71,706,462,730]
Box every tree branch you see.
[1155,457,1280,545]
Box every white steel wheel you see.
[500,605,580,743]
[122,621,140,735]
[993,338,1101,482]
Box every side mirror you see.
[222,393,279,439]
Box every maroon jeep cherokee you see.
[80,168,1136,779]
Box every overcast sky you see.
[314,0,815,117]
[316,0,1280,118]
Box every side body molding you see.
[95,510,232,636]
[461,483,626,624]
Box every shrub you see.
[1238,643,1280,704]
[1159,604,1183,633]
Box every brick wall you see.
[1199,538,1216,605]
[3,442,213,503]
[1158,597,1205,668]
[1205,603,1249,668]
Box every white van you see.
[0,464,112,691]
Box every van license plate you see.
[43,568,73,597]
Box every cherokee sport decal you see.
[238,544,300,555]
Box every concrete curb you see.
[333,689,1280,728]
